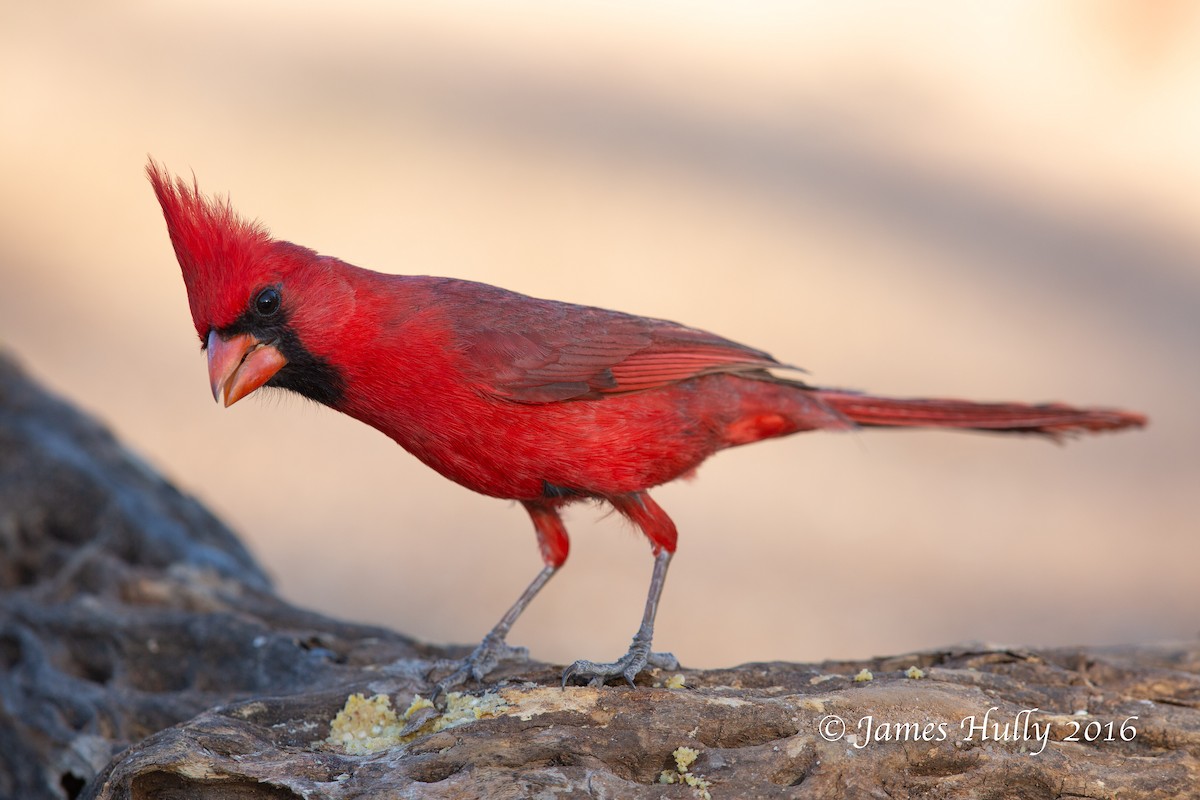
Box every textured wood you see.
[83,648,1200,799]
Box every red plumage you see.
[147,161,1146,689]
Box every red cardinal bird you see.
[147,161,1146,689]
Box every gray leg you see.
[435,564,557,696]
[561,549,678,687]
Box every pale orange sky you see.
[1,1,1196,669]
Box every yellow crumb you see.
[326,691,509,755]
[435,691,509,730]
[853,668,874,682]
[906,666,925,680]
[673,746,699,772]
[326,693,403,755]
[664,674,687,690]
[659,746,712,799]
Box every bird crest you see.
[146,160,274,342]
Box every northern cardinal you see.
[147,161,1146,689]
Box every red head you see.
[147,160,348,408]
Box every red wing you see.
[449,284,790,404]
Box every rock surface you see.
[1,350,1197,799]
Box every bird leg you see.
[562,548,678,687]
[434,501,569,698]
[434,564,557,697]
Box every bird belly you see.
[410,396,716,500]
[343,373,830,502]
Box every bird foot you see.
[432,634,529,700]
[561,647,678,688]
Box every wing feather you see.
[441,280,793,404]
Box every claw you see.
[560,649,678,688]
[432,635,530,702]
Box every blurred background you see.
[1,1,1196,669]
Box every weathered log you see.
[1,350,1197,799]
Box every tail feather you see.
[813,389,1147,437]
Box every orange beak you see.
[207,330,288,407]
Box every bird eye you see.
[254,287,281,317]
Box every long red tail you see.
[812,390,1147,437]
